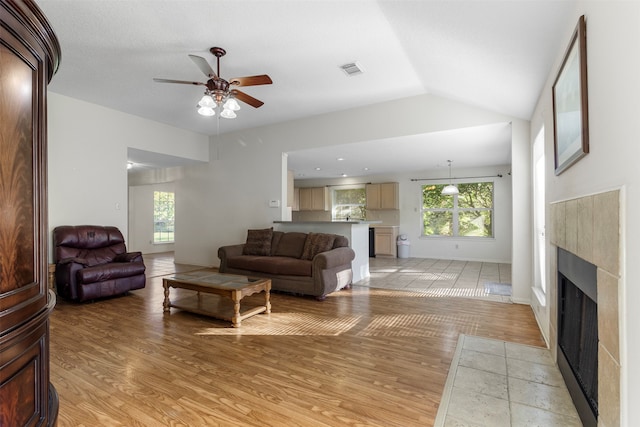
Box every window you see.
[421,182,494,237]
[533,128,546,296]
[153,191,175,243]
[332,187,366,220]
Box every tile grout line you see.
[505,340,514,426]
[433,334,466,427]
[434,334,582,426]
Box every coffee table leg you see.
[231,290,241,328]
[163,280,170,313]
[265,288,271,314]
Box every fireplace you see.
[557,248,598,427]
[550,191,620,427]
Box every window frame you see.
[420,180,495,239]
[331,185,367,221]
[153,190,175,244]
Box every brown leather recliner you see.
[53,225,146,302]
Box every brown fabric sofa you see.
[53,225,146,302]
[218,229,355,300]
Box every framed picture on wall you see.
[552,15,589,175]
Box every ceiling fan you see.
[153,46,272,118]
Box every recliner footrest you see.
[77,262,146,283]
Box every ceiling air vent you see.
[340,62,364,76]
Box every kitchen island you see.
[273,220,379,282]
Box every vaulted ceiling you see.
[38,0,575,177]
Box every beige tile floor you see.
[356,257,513,303]
[435,335,581,426]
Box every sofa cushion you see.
[273,232,308,258]
[62,247,123,267]
[333,235,349,248]
[271,231,284,256]
[54,225,127,264]
[242,227,273,256]
[227,256,312,276]
[301,233,336,260]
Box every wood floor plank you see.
[50,262,545,426]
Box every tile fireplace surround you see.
[550,190,620,427]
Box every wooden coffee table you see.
[162,271,271,327]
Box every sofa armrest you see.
[114,251,143,263]
[312,247,355,270]
[218,244,245,271]
[312,247,355,298]
[55,259,86,300]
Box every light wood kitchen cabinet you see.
[374,226,399,257]
[298,187,329,211]
[293,187,300,211]
[366,182,399,210]
[287,170,294,208]
[299,188,312,210]
[311,187,329,210]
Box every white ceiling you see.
[38,0,575,178]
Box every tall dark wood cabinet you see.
[0,1,60,426]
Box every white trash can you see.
[397,234,410,258]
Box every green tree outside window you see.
[154,191,175,243]
[421,182,493,237]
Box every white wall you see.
[128,182,175,254]
[175,94,530,296]
[47,93,208,259]
[529,3,640,424]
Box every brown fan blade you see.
[231,89,264,108]
[153,78,206,86]
[188,54,217,78]
[229,74,272,87]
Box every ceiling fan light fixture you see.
[154,46,272,118]
[198,94,215,108]
[224,97,241,111]
[220,108,237,119]
[197,106,215,116]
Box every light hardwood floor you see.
[50,253,544,426]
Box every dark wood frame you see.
[552,15,589,175]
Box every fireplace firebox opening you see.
[557,248,598,427]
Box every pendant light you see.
[441,160,459,195]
